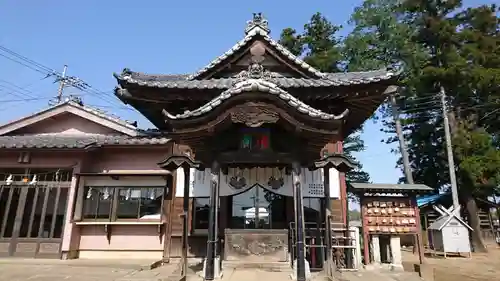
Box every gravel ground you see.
[402,246,500,281]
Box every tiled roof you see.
[187,26,324,80]
[115,68,399,90]
[113,14,400,90]
[0,98,138,133]
[0,135,170,149]
[64,100,138,130]
[163,79,349,120]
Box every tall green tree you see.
[342,0,433,187]
[450,4,500,251]
[279,12,370,183]
[345,0,500,251]
[404,0,500,252]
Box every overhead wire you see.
[0,97,53,103]
[0,44,128,111]
[390,92,499,124]
[0,79,39,99]
[0,45,56,74]
[1,44,497,124]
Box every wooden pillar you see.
[345,193,352,268]
[61,161,82,259]
[163,174,174,263]
[334,141,348,225]
[361,199,370,265]
[181,166,190,276]
[293,162,306,281]
[205,161,220,280]
[412,197,425,265]
[323,167,333,275]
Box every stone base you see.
[389,264,404,271]
[223,260,291,271]
[201,256,222,279]
[364,263,382,271]
[61,251,78,260]
[364,263,404,272]
[290,259,311,280]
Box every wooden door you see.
[0,185,69,258]
[0,186,21,256]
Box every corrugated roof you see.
[417,193,449,207]
[349,183,433,193]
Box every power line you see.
[397,96,498,117]
[0,53,53,76]
[0,45,124,108]
[0,97,53,103]
[0,45,55,74]
[0,80,39,100]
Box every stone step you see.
[223,261,292,272]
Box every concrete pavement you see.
[0,260,425,281]
[0,262,177,281]
[0,262,294,281]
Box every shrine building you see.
[0,13,399,281]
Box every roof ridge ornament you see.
[245,13,270,35]
[234,63,273,82]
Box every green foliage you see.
[454,120,500,194]
[278,28,303,57]
[344,0,500,190]
[343,133,370,183]
[344,0,423,72]
[346,0,500,251]
[278,13,370,184]
[301,13,344,73]
[348,209,361,220]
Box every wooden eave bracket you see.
[310,154,357,173]
[157,154,204,172]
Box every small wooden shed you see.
[428,205,472,258]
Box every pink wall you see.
[78,225,163,250]
[0,147,171,259]
[76,148,170,257]
[0,151,83,168]
[7,113,119,135]
[87,148,170,172]
[0,109,172,258]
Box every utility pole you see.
[56,65,68,103]
[440,85,461,215]
[391,92,423,264]
[390,93,414,184]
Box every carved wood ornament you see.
[230,102,279,127]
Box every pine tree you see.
[345,0,500,251]
[279,12,370,183]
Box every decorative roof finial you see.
[245,12,270,35]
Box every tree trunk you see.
[464,194,488,252]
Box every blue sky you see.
[0,0,492,185]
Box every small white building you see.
[428,206,472,257]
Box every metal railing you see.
[289,221,358,271]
